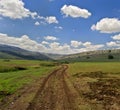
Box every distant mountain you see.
[1,44,120,62]
[60,49,120,62]
[44,53,66,60]
[0,44,51,60]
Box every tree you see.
[108,50,111,53]
[108,54,114,59]
[86,56,90,59]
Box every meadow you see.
[0,60,120,109]
[0,59,57,100]
[67,62,120,74]
[67,62,120,109]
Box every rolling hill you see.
[0,44,51,60]
[0,44,120,62]
[59,49,120,62]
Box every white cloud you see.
[45,16,58,24]
[0,33,105,54]
[61,5,91,18]
[41,41,49,45]
[91,24,96,31]
[70,40,104,53]
[49,42,60,48]
[37,16,59,24]
[71,40,82,48]
[44,36,58,41]
[0,33,46,52]
[82,42,104,51]
[48,42,71,54]
[35,21,40,26]
[0,0,37,19]
[83,42,92,47]
[73,45,104,53]
[91,18,120,33]
[106,41,118,47]
[55,26,63,30]
[37,15,45,20]
[111,33,120,40]
[0,0,58,24]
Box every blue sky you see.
[0,0,120,54]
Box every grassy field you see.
[67,62,120,109]
[68,62,120,74]
[0,59,57,100]
[1,60,120,109]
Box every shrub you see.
[108,54,114,59]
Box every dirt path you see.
[27,65,80,110]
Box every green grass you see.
[0,59,57,100]
[0,59,57,72]
[67,62,120,74]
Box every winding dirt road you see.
[27,65,80,110]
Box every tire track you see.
[27,65,80,110]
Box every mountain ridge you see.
[59,49,120,62]
[0,44,51,60]
[0,44,120,61]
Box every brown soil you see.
[0,77,45,110]
[84,78,120,110]
[73,71,120,110]
[0,65,81,110]
[27,65,80,110]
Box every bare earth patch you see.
[27,65,81,110]
[72,71,120,110]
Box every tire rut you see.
[27,65,79,110]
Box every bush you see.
[86,56,90,59]
[3,59,10,62]
[108,54,114,59]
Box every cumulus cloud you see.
[91,18,120,33]
[83,42,92,47]
[106,41,118,47]
[44,36,58,41]
[61,5,91,18]
[0,0,37,19]
[45,16,58,24]
[111,33,120,40]
[0,33,46,52]
[0,33,105,54]
[70,42,104,53]
[49,42,60,48]
[49,42,71,53]
[37,16,59,24]
[41,41,49,45]
[35,21,40,26]
[70,40,104,53]
[82,42,104,51]
[71,40,82,48]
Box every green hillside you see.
[60,49,120,62]
[0,44,51,60]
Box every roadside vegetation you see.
[0,59,57,101]
[67,62,120,110]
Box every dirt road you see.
[27,65,80,110]
[1,65,119,110]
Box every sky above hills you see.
[0,0,120,54]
